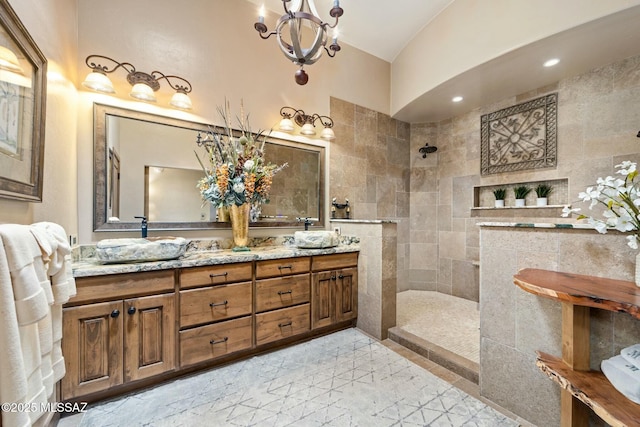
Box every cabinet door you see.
[124,293,176,382]
[335,267,358,323]
[62,301,123,400]
[311,271,334,329]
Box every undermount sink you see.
[96,236,189,264]
[294,230,339,249]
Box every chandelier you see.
[254,0,343,85]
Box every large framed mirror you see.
[0,0,47,201]
[93,103,325,231]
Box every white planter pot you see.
[536,197,548,206]
[515,199,526,207]
[494,200,505,208]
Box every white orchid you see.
[561,206,581,218]
[569,161,640,249]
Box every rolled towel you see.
[601,355,640,404]
[621,343,640,370]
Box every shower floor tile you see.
[396,291,480,364]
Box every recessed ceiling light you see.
[452,96,463,103]
[544,58,560,67]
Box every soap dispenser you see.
[134,216,148,238]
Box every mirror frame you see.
[93,103,325,231]
[0,0,47,201]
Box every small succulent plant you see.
[535,184,553,198]
[493,188,506,200]
[513,185,532,199]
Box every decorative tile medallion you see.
[481,93,557,175]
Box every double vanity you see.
[64,239,359,402]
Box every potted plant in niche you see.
[535,183,553,206]
[513,185,532,207]
[493,188,506,208]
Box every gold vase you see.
[229,203,250,251]
[217,206,230,222]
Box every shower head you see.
[418,144,437,158]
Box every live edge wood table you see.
[513,268,640,427]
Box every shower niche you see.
[471,178,569,217]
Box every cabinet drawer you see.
[256,257,310,279]
[180,262,252,289]
[71,270,175,305]
[255,274,310,313]
[312,253,358,272]
[179,316,252,367]
[255,303,310,346]
[180,282,252,328]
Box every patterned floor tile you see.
[79,329,517,427]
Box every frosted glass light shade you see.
[130,82,157,102]
[300,122,316,135]
[170,91,192,109]
[279,117,295,132]
[82,71,115,93]
[320,126,335,140]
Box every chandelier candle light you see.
[254,0,343,85]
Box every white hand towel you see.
[601,355,640,404]
[621,343,640,370]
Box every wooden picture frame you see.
[0,0,47,201]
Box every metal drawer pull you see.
[338,274,344,279]
[278,321,292,328]
[209,272,228,279]
[278,265,293,271]
[278,290,293,295]
[331,275,336,280]
[209,300,228,308]
[210,337,229,345]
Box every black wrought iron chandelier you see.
[81,55,193,110]
[254,0,343,85]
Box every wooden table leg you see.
[560,302,590,426]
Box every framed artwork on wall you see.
[480,93,557,176]
[0,0,47,202]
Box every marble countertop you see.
[73,244,360,278]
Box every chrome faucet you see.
[134,216,148,238]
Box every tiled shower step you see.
[388,326,479,384]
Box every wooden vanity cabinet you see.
[177,262,253,367]
[63,251,358,402]
[61,271,176,400]
[255,257,311,346]
[311,253,358,330]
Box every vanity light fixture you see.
[254,0,343,85]
[81,55,194,110]
[278,106,335,140]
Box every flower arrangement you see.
[562,161,640,249]
[195,100,286,210]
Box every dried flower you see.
[195,100,286,209]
